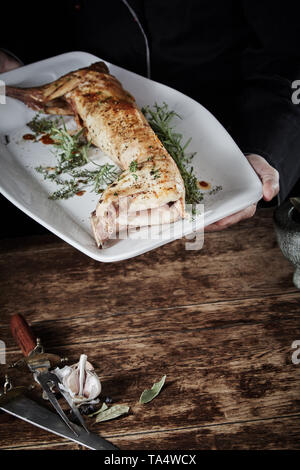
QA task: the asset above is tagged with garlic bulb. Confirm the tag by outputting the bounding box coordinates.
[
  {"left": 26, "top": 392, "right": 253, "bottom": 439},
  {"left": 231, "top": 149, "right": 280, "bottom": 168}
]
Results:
[{"left": 54, "top": 354, "right": 101, "bottom": 404}]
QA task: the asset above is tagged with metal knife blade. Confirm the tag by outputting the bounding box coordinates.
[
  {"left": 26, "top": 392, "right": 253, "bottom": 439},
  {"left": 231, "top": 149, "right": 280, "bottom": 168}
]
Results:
[{"left": 1, "top": 395, "right": 118, "bottom": 450}]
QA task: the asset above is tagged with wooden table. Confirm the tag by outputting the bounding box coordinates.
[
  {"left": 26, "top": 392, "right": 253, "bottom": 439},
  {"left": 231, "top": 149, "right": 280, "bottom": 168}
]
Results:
[{"left": 0, "top": 208, "right": 300, "bottom": 450}]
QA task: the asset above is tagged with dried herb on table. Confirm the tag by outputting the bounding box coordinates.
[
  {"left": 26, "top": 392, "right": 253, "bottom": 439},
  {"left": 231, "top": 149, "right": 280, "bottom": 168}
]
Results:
[
  {"left": 95, "top": 405, "right": 130, "bottom": 423},
  {"left": 139, "top": 375, "right": 166, "bottom": 404},
  {"left": 88, "top": 402, "right": 130, "bottom": 423}
]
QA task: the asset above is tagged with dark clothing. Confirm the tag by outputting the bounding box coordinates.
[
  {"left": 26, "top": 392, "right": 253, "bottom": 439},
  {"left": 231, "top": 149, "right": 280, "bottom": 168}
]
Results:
[{"left": 2, "top": 0, "right": 300, "bottom": 203}]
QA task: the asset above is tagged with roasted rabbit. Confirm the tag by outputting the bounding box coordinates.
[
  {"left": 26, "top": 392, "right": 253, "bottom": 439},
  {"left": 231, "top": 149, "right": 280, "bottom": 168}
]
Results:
[{"left": 6, "top": 62, "right": 185, "bottom": 246}]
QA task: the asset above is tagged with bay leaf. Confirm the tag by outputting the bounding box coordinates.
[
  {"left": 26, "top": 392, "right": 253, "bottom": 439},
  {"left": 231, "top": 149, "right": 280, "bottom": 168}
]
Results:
[
  {"left": 87, "top": 402, "right": 108, "bottom": 417},
  {"left": 95, "top": 404, "right": 130, "bottom": 423},
  {"left": 139, "top": 375, "right": 166, "bottom": 404}
]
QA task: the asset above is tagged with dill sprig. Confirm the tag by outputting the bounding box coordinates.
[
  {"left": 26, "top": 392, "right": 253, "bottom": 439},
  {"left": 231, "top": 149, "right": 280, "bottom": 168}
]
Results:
[{"left": 142, "top": 102, "right": 203, "bottom": 205}]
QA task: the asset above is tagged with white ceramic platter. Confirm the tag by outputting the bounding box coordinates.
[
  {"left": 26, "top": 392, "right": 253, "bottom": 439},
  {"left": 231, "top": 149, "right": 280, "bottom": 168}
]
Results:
[{"left": 0, "top": 52, "right": 262, "bottom": 262}]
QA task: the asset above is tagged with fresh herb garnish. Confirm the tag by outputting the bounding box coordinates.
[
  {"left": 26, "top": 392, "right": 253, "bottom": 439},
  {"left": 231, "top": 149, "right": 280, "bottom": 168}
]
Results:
[
  {"left": 31, "top": 114, "right": 119, "bottom": 200},
  {"left": 71, "top": 165, "right": 119, "bottom": 194},
  {"left": 142, "top": 103, "right": 203, "bottom": 205},
  {"left": 29, "top": 107, "right": 221, "bottom": 203},
  {"left": 129, "top": 159, "right": 138, "bottom": 181},
  {"left": 36, "top": 163, "right": 119, "bottom": 200},
  {"left": 47, "top": 179, "right": 80, "bottom": 200},
  {"left": 150, "top": 167, "right": 160, "bottom": 179},
  {"left": 129, "top": 160, "right": 138, "bottom": 172},
  {"left": 208, "top": 185, "right": 223, "bottom": 196},
  {"left": 49, "top": 120, "right": 91, "bottom": 171},
  {"left": 27, "top": 113, "right": 59, "bottom": 136}
]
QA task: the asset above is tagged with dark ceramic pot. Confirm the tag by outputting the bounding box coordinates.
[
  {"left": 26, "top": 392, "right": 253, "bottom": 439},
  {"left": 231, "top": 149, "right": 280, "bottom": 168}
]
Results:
[{"left": 274, "top": 200, "right": 300, "bottom": 289}]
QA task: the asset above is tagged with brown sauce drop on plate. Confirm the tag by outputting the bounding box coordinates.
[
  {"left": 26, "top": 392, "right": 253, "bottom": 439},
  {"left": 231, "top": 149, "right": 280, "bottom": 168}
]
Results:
[
  {"left": 76, "top": 190, "right": 86, "bottom": 196},
  {"left": 198, "top": 180, "right": 211, "bottom": 190},
  {"left": 39, "top": 134, "right": 55, "bottom": 145},
  {"left": 22, "top": 133, "right": 36, "bottom": 141}
]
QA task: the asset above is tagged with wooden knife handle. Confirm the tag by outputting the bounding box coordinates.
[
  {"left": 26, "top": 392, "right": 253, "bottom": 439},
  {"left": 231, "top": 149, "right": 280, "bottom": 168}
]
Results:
[{"left": 10, "top": 314, "right": 36, "bottom": 357}]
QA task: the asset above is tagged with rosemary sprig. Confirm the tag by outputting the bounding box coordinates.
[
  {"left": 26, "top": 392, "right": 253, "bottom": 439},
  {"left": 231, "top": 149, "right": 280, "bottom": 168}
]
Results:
[{"left": 142, "top": 103, "right": 203, "bottom": 205}]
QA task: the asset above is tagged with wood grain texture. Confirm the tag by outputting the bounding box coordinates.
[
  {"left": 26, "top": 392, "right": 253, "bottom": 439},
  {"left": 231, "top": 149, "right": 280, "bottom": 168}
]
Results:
[
  {"left": 1, "top": 415, "right": 300, "bottom": 450},
  {"left": 1, "top": 292, "right": 300, "bottom": 352},
  {"left": 0, "top": 213, "right": 297, "bottom": 324},
  {"left": 0, "top": 208, "right": 300, "bottom": 450}
]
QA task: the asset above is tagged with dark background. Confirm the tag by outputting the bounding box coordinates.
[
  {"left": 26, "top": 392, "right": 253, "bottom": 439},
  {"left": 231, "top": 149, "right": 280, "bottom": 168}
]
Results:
[{"left": 1, "top": 0, "right": 300, "bottom": 239}]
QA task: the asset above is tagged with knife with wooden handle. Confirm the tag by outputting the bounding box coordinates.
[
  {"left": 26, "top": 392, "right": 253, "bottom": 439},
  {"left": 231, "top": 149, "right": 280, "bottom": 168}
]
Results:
[
  {"left": 0, "top": 315, "right": 118, "bottom": 450},
  {"left": 10, "top": 313, "right": 84, "bottom": 435},
  {"left": 10, "top": 314, "right": 36, "bottom": 357}
]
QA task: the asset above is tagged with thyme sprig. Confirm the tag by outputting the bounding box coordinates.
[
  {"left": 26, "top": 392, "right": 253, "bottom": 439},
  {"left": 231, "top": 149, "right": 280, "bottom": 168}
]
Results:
[
  {"left": 70, "top": 165, "right": 120, "bottom": 194},
  {"left": 31, "top": 115, "right": 119, "bottom": 200},
  {"left": 36, "top": 164, "right": 119, "bottom": 200},
  {"left": 27, "top": 113, "right": 59, "bottom": 136},
  {"left": 49, "top": 120, "right": 91, "bottom": 172}
]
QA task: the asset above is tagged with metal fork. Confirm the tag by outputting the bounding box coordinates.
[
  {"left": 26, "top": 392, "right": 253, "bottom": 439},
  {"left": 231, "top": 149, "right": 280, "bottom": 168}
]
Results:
[{"left": 36, "top": 371, "right": 89, "bottom": 436}]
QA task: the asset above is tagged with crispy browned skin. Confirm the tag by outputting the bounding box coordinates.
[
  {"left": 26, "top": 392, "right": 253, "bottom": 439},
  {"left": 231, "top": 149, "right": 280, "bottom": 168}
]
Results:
[{"left": 6, "top": 62, "right": 185, "bottom": 246}]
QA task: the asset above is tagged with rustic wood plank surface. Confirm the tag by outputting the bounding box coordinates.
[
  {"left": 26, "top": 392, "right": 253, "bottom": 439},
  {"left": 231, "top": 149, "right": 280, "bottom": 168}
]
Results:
[{"left": 0, "top": 208, "right": 300, "bottom": 450}]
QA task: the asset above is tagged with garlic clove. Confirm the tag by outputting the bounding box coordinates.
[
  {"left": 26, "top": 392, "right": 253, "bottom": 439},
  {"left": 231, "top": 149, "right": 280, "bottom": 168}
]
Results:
[
  {"left": 54, "top": 354, "right": 101, "bottom": 404},
  {"left": 83, "top": 371, "right": 102, "bottom": 399}
]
